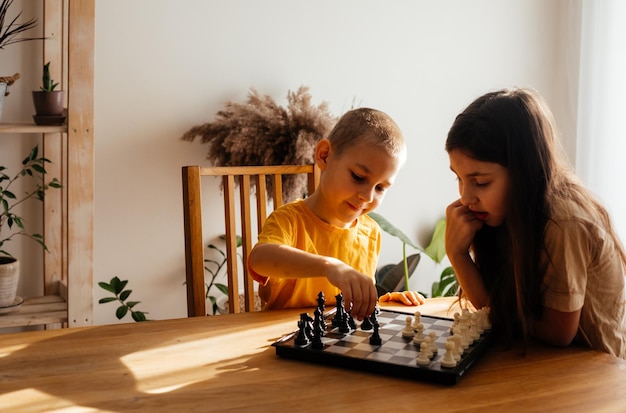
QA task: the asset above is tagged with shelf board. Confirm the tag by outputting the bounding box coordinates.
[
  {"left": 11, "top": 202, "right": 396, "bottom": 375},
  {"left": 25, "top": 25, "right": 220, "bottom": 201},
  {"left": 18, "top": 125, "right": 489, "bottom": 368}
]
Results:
[
  {"left": 0, "top": 295, "right": 68, "bottom": 329},
  {"left": 0, "top": 122, "right": 67, "bottom": 134}
]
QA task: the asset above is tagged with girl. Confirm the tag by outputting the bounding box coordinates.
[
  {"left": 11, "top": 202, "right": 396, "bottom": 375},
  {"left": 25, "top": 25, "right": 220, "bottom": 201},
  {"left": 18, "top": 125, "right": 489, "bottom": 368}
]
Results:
[{"left": 445, "top": 88, "right": 626, "bottom": 358}]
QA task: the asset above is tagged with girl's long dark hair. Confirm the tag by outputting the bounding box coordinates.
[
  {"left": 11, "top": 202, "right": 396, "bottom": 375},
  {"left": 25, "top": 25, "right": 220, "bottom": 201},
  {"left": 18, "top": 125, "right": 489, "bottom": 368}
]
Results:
[{"left": 444, "top": 88, "right": 626, "bottom": 345}]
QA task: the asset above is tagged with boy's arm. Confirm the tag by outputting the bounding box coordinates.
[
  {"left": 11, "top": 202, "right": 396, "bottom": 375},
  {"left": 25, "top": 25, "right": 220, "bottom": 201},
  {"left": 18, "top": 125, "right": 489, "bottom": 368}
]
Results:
[{"left": 248, "top": 243, "right": 378, "bottom": 320}]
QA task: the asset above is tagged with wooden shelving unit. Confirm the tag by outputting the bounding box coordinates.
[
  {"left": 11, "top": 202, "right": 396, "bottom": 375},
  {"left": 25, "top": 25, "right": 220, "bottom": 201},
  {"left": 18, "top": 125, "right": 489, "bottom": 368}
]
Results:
[{"left": 0, "top": 0, "right": 94, "bottom": 330}]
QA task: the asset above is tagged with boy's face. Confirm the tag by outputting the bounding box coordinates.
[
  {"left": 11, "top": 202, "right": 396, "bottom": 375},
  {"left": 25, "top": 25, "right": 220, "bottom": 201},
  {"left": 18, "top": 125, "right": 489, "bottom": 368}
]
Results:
[{"left": 311, "top": 139, "right": 404, "bottom": 228}]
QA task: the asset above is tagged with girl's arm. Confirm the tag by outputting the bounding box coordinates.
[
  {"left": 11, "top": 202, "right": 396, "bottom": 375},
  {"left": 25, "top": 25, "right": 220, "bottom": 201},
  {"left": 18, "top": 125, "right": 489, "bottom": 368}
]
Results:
[
  {"left": 446, "top": 199, "right": 490, "bottom": 308},
  {"left": 531, "top": 307, "right": 581, "bottom": 347},
  {"left": 248, "top": 243, "right": 378, "bottom": 320}
]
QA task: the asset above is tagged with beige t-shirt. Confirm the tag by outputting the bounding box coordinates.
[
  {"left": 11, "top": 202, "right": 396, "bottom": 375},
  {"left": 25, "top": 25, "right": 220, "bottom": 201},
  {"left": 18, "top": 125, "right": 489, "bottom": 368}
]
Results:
[
  {"left": 542, "top": 200, "right": 626, "bottom": 358},
  {"left": 248, "top": 199, "right": 381, "bottom": 310}
]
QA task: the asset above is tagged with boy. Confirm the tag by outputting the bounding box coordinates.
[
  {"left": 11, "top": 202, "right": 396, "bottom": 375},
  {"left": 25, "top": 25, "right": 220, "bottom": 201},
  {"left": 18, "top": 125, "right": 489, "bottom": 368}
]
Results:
[{"left": 248, "top": 108, "right": 423, "bottom": 321}]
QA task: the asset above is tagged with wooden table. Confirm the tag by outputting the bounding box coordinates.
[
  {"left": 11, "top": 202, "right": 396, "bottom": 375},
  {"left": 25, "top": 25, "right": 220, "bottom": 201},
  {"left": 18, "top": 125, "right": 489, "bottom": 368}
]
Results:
[{"left": 1, "top": 298, "right": 625, "bottom": 412}]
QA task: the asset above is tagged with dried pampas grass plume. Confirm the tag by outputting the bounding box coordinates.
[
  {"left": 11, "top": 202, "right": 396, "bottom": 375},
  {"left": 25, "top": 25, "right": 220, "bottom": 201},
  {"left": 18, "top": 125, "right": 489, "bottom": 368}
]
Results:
[{"left": 181, "top": 86, "right": 336, "bottom": 202}]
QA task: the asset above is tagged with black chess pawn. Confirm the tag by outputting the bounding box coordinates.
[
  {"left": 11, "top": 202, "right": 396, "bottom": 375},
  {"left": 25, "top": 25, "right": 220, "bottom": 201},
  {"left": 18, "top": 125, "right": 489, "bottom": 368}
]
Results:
[
  {"left": 369, "top": 321, "right": 382, "bottom": 345},
  {"left": 294, "top": 319, "right": 309, "bottom": 347},
  {"left": 311, "top": 320, "right": 324, "bottom": 350},
  {"left": 361, "top": 315, "right": 373, "bottom": 331}
]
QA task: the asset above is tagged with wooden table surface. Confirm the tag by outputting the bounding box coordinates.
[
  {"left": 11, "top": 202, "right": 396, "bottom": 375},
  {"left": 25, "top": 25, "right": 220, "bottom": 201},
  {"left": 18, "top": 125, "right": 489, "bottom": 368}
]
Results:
[{"left": 1, "top": 298, "right": 625, "bottom": 412}]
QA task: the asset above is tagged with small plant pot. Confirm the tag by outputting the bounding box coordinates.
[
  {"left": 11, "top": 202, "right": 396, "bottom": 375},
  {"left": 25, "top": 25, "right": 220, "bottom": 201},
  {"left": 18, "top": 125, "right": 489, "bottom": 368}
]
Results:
[
  {"left": 32, "top": 90, "right": 66, "bottom": 125},
  {"left": 0, "top": 257, "right": 19, "bottom": 308}
]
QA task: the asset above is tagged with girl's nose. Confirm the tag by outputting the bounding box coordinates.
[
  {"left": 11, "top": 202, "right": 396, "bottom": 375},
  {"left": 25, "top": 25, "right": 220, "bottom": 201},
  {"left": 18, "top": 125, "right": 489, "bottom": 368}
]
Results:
[{"left": 460, "top": 187, "right": 476, "bottom": 206}]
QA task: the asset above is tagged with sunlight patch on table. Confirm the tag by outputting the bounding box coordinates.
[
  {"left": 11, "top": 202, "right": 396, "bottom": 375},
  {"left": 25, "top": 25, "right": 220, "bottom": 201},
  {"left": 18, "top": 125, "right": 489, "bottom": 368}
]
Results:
[
  {"left": 0, "top": 343, "right": 29, "bottom": 358},
  {"left": 0, "top": 388, "right": 104, "bottom": 412},
  {"left": 121, "top": 327, "right": 269, "bottom": 393}
]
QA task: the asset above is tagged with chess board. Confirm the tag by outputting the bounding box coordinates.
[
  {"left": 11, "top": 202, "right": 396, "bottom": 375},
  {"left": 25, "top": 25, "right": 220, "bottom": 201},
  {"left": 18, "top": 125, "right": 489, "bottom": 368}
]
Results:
[{"left": 272, "top": 309, "right": 494, "bottom": 385}]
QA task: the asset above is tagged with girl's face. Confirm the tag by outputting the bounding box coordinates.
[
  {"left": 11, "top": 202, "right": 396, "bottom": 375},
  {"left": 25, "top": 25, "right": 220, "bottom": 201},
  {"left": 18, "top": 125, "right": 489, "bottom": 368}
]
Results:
[
  {"left": 449, "top": 149, "right": 510, "bottom": 227},
  {"left": 310, "top": 139, "right": 404, "bottom": 228}
]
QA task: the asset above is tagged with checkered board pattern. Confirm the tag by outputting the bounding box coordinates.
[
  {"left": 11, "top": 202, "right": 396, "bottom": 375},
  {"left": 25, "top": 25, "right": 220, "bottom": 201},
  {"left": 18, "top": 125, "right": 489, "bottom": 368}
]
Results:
[{"left": 272, "top": 309, "right": 494, "bottom": 385}]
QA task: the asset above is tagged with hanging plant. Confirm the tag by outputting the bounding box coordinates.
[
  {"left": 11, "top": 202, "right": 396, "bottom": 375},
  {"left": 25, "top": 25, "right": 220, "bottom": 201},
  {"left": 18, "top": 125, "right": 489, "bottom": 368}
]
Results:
[{"left": 181, "top": 86, "right": 336, "bottom": 203}]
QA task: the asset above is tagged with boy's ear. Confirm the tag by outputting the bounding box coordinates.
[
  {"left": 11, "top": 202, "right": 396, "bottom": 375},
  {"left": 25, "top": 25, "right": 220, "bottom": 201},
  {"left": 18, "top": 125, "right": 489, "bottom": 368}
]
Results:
[{"left": 314, "top": 139, "right": 332, "bottom": 170}]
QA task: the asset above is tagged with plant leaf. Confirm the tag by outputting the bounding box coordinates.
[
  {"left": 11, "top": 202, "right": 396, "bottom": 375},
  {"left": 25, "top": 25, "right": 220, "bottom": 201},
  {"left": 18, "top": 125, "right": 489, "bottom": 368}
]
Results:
[
  {"left": 424, "top": 218, "right": 447, "bottom": 263},
  {"left": 368, "top": 212, "right": 420, "bottom": 250},
  {"left": 116, "top": 305, "right": 129, "bottom": 319}
]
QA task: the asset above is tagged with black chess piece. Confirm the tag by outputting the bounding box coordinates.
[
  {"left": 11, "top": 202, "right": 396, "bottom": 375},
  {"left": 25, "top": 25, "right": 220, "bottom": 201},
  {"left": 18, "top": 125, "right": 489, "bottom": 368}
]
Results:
[
  {"left": 303, "top": 313, "right": 315, "bottom": 340},
  {"left": 317, "top": 291, "right": 326, "bottom": 312},
  {"left": 347, "top": 313, "right": 356, "bottom": 330},
  {"left": 294, "top": 318, "right": 310, "bottom": 347},
  {"left": 339, "top": 312, "right": 351, "bottom": 334},
  {"left": 361, "top": 315, "right": 373, "bottom": 331},
  {"left": 332, "top": 293, "right": 346, "bottom": 328},
  {"left": 369, "top": 321, "right": 382, "bottom": 345},
  {"left": 311, "top": 319, "right": 324, "bottom": 350},
  {"left": 314, "top": 307, "right": 326, "bottom": 336}
]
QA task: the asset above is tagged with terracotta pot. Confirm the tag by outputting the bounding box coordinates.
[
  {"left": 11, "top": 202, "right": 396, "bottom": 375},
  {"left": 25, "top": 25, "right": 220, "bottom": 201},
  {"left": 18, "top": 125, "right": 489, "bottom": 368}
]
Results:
[
  {"left": 0, "top": 257, "right": 19, "bottom": 307},
  {"left": 32, "top": 90, "right": 65, "bottom": 116}
]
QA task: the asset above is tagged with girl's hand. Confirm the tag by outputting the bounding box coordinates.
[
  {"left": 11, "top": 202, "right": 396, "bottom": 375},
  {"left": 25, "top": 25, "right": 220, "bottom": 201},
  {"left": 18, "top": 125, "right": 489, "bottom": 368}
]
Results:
[
  {"left": 378, "top": 291, "right": 424, "bottom": 306},
  {"left": 445, "top": 199, "right": 484, "bottom": 257}
]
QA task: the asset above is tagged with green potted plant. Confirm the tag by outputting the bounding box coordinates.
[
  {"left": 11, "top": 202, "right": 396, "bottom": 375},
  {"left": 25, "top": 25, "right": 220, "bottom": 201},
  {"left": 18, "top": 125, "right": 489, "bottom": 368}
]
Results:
[
  {"left": 0, "top": 0, "right": 46, "bottom": 121},
  {"left": 32, "top": 61, "right": 65, "bottom": 125},
  {"left": 369, "top": 213, "right": 457, "bottom": 297},
  {"left": 0, "top": 145, "right": 61, "bottom": 311}
]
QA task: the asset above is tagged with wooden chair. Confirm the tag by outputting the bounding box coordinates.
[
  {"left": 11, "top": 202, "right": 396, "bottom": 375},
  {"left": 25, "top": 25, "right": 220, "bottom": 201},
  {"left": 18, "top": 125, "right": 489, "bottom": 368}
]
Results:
[{"left": 182, "top": 165, "right": 320, "bottom": 316}]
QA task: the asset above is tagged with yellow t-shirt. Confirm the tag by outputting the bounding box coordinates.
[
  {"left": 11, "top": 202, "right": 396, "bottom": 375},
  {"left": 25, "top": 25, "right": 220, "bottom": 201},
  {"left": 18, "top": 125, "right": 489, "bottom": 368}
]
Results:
[
  {"left": 542, "top": 199, "right": 626, "bottom": 358},
  {"left": 248, "top": 199, "right": 381, "bottom": 310}
]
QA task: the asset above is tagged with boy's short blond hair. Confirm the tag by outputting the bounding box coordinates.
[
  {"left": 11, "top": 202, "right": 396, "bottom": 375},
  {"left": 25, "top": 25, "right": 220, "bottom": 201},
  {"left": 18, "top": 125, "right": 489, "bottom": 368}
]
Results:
[{"left": 327, "top": 108, "right": 405, "bottom": 158}]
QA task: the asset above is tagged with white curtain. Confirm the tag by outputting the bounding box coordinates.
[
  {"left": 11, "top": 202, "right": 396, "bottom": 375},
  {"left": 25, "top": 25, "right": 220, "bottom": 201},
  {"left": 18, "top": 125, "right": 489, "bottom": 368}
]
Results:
[{"left": 576, "top": 0, "right": 626, "bottom": 240}]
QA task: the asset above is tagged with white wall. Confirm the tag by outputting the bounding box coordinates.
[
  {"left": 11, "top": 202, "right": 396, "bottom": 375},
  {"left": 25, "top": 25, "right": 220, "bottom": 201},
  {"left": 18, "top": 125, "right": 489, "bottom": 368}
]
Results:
[{"left": 1, "top": 1, "right": 580, "bottom": 325}]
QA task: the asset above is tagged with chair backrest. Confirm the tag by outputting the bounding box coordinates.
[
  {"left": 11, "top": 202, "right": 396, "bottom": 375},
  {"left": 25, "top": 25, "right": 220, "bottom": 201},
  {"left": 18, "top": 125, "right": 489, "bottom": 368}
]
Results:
[{"left": 182, "top": 164, "right": 320, "bottom": 316}]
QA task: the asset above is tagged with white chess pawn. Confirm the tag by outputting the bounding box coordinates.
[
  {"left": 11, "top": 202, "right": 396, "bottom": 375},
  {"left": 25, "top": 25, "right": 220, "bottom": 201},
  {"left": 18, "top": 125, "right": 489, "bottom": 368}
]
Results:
[
  {"left": 453, "top": 326, "right": 468, "bottom": 349},
  {"left": 450, "top": 333, "right": 464, "bottom": 360},
  {"left": 421, "top": 336, "right": 433, "bottom": 359},
  {"left": 416, "top": 341, "right": 431, "bottom": 366},
  {"left": 428, "top": 331, "right": 438, "bottom": 355},
  {"left": 402, "top": 316, "right": 415, "bottom": 338},
  {"left": 482, "top": 307, "right": 493, "bottom": 330},
  {"left": 412, "top": 323, "right": 425, "bottom": 345},
  {"left": 440, "top": 340, "right": 457, "bottom": 368},
  {"left": 450, "top": 312, "right": 460, "bottom": 333},
  {"left": 470, "top": 313, "right": 481, "bottom": 340},
  {"left": 412, "top": 311, "right": 422, "bottom": 329}
]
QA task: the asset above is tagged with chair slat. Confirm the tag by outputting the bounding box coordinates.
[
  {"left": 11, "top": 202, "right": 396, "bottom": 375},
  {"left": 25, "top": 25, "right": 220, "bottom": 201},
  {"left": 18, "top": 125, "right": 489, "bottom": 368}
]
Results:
[{"left": 182, "top": 164, "right": 319, "bottom": 316}]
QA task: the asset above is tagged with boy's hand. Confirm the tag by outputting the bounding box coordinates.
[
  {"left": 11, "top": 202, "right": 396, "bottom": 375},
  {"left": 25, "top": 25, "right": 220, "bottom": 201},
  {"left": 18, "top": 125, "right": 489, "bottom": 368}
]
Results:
[
  {"left": 378, "top": 291, "right": 425, "bottom": 306},
  {"left": 325, "top": 259, "right": 378, "bottom": 321}
]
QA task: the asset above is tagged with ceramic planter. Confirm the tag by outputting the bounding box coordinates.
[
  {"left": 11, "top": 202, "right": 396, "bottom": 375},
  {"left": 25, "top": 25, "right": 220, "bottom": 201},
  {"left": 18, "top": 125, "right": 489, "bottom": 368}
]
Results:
[
  {"left": 0, "top": 256, "right": 19, "bottom": 307},
  {"left": 32, "top": 90, "right": 66, "bottom": 125}
]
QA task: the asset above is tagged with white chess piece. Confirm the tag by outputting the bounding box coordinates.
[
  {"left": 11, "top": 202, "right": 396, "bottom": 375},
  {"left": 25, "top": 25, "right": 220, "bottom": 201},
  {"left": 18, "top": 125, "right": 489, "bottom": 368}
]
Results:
[
  {"left": 412, "top": 311, "right": 422, "bottom": 329},
  {"left": 412, "top": 323, "right": 425, "bottom": 345},
  {"left": 416, "top": 341, "right": 431, "bottom": 366},
  {"left": 428, "top": 331, "right": 438, "bottom": 355},
  {"left": 402, "top": 316, "right": 415, "bottom": 338},
  {"left": 422, "top": 336, "right": 433, "bottom": 359},
  {"left": 450, "top": 333, "right": 464, "bottom": 360},
  {"left": 440, "top": 340, "right": 457, "bottom": 368},
  {"left": 470, "top": 313, "right": 481, "bottom": 340}
]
